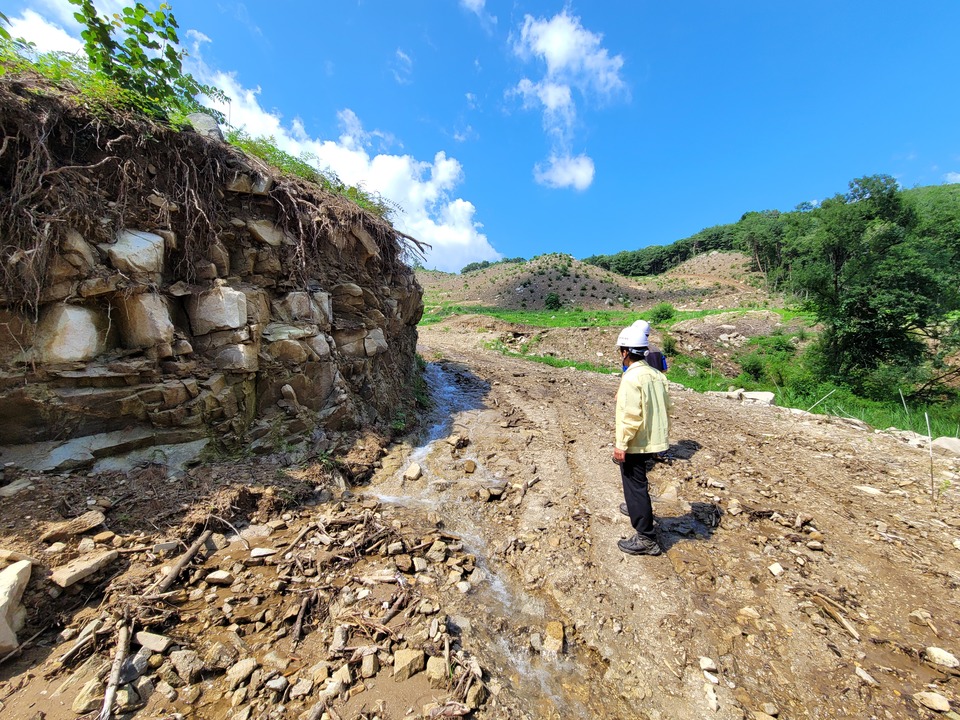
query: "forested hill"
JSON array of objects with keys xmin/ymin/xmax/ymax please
[
  {"xmin": 584, "ymin": 178, "xmax": 960, "ymax": 283},
  {"xmin": 586, "ymin": 175, "xmax": 960, "ymax": 400}
]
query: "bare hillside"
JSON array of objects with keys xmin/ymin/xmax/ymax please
[{"xmin": 419, "ymin": 252, "xmax": 766, "ymax": 314}]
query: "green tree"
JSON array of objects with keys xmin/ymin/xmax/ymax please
[
  {"xmin": 544, "ymin": 292, "xmax": 562, "ymax": 310},
  {"xmin": 68, "ymin": 0, "xmax": 225, "ymax": 120},
  {"xmin": 791, "ymin": 175, "xmax": 958, "ymax": 395}
]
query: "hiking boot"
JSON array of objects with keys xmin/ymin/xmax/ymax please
[
  {"xmin": 617, "ymin": 533, "xmax": 662, "ymax": 556},
  {"xmin": 619, "ymin": 504, "xmax": 660, "ymax": 526}
]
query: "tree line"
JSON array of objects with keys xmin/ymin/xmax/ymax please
[{"xmin": 586, "ymin": 175, "xmax": 960, "ymax": 401}]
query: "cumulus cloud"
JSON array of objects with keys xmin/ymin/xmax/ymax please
[
  {"xmin": 511, "ymin": 10, "xmax": 625, "ymax": 190},
  {"xmin": 944, "ymin": 172, "xmax": 960, "ymax": 184},
  {"xmin": 534, "ymin": 154, "xmax": 595, "ymax": 191},
  {"xmin": 10, "ymin": 2, "xmax": 499, "ymax": 272}
]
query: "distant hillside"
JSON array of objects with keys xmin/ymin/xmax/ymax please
[
  {"xmin": 584, "ymin": 181, "xmax": 960, "ymax": 283},
  {"xmin": 418, "ymin": 251, "xmax": 765, "ymax": 313}
]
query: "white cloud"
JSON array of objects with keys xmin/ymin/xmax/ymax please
[
  {"xmin": 392, "ymin": 48, "xmax": 413, "ymax": 85},
  {"xmin": 534, "ymin": 154, "xmax": 595, "ymax": 191},
  {"xmin": 8, "ymin": 8, "xmax": 82, "ymax": 53},
  {"xmin": 460, "ymin": 0, "xmax": 497, "ymax": 28},
  {"xmin": 944, "ymin": 172, "xmax": 960, "ymax": 184},
  {"xmin": 511, "ymin": 10, "xmax": 625, "ymax": 191}
]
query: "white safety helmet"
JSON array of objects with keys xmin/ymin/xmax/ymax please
[{"xmin": 616, "ymin": 320, "xmax": 650, "ymax": 351}]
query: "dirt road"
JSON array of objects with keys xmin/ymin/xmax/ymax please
[
  {"xmin": 1, "ymin": 319, "xmax": 958, "ymax": 720},
  {"xmin": 403, "ymin": 320, "xmax": 960, "ymax": 719}
]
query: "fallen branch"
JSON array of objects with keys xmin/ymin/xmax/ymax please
[
  {"xmin": 97, "ymin": 617, "xmax": 131, "ymax": 720},
  {"xmin": 151, "ymin": 529, "xmax": 212, "ymax": 595},
  {"xmin": 812, "ymin": 593, "xmax": 860, "ymax": 641},
  {"xmin": 290, "ymin": 591, "xmax": 315, "ymax": 650}
]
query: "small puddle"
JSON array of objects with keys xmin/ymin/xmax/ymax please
[{"xmin": 373, "ymin": 362, "xmax": 600, "ymax": 718}]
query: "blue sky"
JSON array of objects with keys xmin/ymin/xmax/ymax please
[{"xmin": 7, "ymin": 1, "xmax": 960, "ymax": 272}]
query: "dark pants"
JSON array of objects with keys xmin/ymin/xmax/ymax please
[{"xmin": 620, "ymin": 453, "xmax": 656, "ymax": 541}]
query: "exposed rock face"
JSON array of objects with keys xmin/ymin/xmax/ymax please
[{"xmin": 0, "ymin": 83, "xmax": 423, "ymax": 462}]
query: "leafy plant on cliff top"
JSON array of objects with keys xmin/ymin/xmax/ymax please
[{"xmin": 68, "ymin": 0, "xmax": 226, "ymax": 121}]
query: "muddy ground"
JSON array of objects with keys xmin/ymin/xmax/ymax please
[{"xmin": 1, "ymin": 319, "xmax": 959, "ymax": 720}]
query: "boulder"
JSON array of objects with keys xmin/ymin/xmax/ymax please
[
  {"xmin": 274, "ymin": 291, "xmax": 332, "ymax": 327},
  {"xmin": 211, "ymin": 344, "xmax": 258, "ymax": 372},
  {"xmin": 0, "ymin": 560, "xmax": 31, "ymax": 654},
  {"xmin": 932, "ymin": 437, "xmax": 960, "ymax": 456},
  {"xmin": 33, "ymin": 304, "xmax": 110, "ymax": 363},
  {"xmin": 187, "ymin": 285, "xmax": 248, "ymax": 336},
  {"xmin": 364, "ymin": 328, "xmax": 388, "ymax": 356},
  {"xmin": 116, "ymin": 293, "xmax": 174, "ymax": 349},
  {"xmin": 103, "ymin": 229, "xmax": 165, "ymax": 274},
  {"xmin": 246, "ymin": 220, "xmax": 293, "ymax": 247},
  {"xmin": 186, "ymin": 112, "xmax": 224, "ymax": 141}
]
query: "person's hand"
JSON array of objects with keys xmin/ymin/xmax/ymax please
[{"xmin": 613, "ymin": 448, "xmax": 626, "ymax": 464}]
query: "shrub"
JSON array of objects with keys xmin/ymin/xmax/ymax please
[
  {"xmin": 661, "ymin": 333, "xmax": 677, "ymax": 355},
  {"xmin": 649, "ymin": 302, "xmax": 676, "ymax": 323},
  {"xmin": 544, "ymin": 293, "xmax": 562, "ymax": 310}
]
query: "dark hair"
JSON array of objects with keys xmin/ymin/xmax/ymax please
[{"xmin": 621, "ymin": 347, "xmax": 648, "ymax": 362}]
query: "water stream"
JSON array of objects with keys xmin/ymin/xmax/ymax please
[{"xmin": 374, "ymin": 362, "xmax": 598, "ymax": 718}]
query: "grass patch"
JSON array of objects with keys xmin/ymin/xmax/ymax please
[
  {"xmin": 484, "ymin": 340, "xmax": 619, "ymax": 374},
  {"xmin": 419, "ymin": 304, "xmax": 738, "ymax": 329}
]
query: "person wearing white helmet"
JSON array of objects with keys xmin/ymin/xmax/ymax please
[{"xmin": 613, "ymin": 319, "xmax": 672, "ymax": 556}]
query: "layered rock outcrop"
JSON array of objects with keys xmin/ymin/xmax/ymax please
[{"xmin": 0, "ymin": 77, "xmax": 423, "ymax": 469}]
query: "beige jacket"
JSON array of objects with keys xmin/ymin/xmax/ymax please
[{"xmin": 615, "ymin": 361, "xmax": 671, "ymax": 453}]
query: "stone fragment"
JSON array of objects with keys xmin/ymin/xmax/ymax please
[
  {"xmin": 425, "ymin": 541, "xmax": 448, "ymax": 563},
  {"xmin": 205, "ymin": 570, "xmax": 235, "ymax": 586},
  {"xmin": 265, "ymin": 675, "xmax": 289, "ymax": 692},
  {"xmin": 914, "ymin": 691, "xmax": 951, "ymax": 712},
  {"xmin": 768, "ymin": 562, "xmax": 784, "ymax": 577},
  {"xmin": 704, "ymin": 683, "xmax": 720, "ymax": 711},
  {"xmin": 855, "ymin": 666, "xmax": 879, "ymax": 686},
  {"xmin": 403, "ymin": 463, "xmax": 422, "ymax": 481},
  {"xmin": 854, "ymin": 485, "xmax": 883, "ymax": 496},
  {"xmin": 170, "ymin": 649, "xmax": 204, "ymax": 683},
  {"xmin": 364, "ymin": 328, "xmax": 388, "ymax": 356},
  {"xmin": 543, "ymin": 621, "xmax": 564, "ymax": 653},
  {"xmin": 466, "ymin": 682, "xmax": 489, "ymax": 709},
  {"xmin": 699, "ymin": 656, "xmax": 718, "ymax": 672},
  {"xmin": 289, "ymin": 677, "xmax": 313, "ymax": 699},
  {"xmin": 211, "ymin": 343, "xmax": 258, "ymax": 372},
  {"xmin": 226, "ymin": 657, "xmax": 259, "ymax": 690},
  {"xmin": 932, "ymin": 437, "xmax": 960, "ymax": 456},
  {"xmin": 393, "ymin": 648, "xmax": 425, "ymax": 681},
  {"xmin": 0, "ymin": 560, "xmax": 31, "ymax": 654},
  {"xmin": 135, "ymin": 630, "xmax": 173, "ymax": 653},
  {"xmin": 926, "ymin": 647, "xmax": 959, "ymax": 668},
  {"xmin": 72, "ymin": 677, "xmax": 104, "ymax": 714},
  {"xmin": 426, "ymin": 655, "xmax": 448, "ymax": 687},
  {"xmin": 742, "ymin": 391, "xmax": 775, "ymax": 406},
  {"xmin": 464, "ymin": 460, "xmax": 477, "ymax": 474},
  {"xmin": 361, "ymin": 652, "xmax": 380, "ymax": 678},
  {"xmin": 50, "ymin": 550, "xmax": 118, "ymax": 588},
  {"xmin": 104, "ymin": 229, "xmax": 165, "ymax": 274}
]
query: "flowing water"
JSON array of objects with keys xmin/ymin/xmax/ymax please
[{"xmin": 373, "ymin": 363, "xmax": 601, "ymax": 718}]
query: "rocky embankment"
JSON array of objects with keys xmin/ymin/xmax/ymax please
[{"xmin": 0, "ymin": 77, "xmax": 423, "ymax": 474}]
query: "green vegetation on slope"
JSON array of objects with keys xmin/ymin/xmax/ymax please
[{"xmin": 586, "ymin": 176, "xmax": 960, "ymax": 403}]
